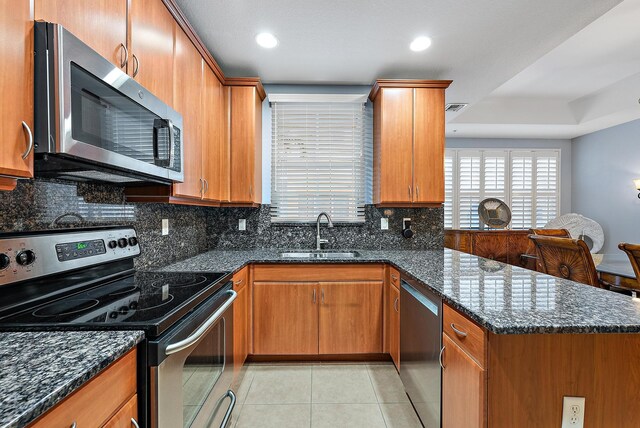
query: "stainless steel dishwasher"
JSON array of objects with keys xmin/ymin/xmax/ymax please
[{"xmin": 400, "ymin": 277, "xmax": 442, "ymax": 428}]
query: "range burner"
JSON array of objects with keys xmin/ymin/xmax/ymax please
[
  {"xmin": 151, "ymin": 274, "xmax": 208, "ymax": 289},
  {"xmin": 33, "ymin": 298, "xmax": 100, "ymax": 317}
]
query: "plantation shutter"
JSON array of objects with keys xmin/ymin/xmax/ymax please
[{"xmin": 270, "ymin": 95, "xmax": 371, "ymax": 223}]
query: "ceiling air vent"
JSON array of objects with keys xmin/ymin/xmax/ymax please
[{"xmin": 445, "ymin": 103, "xmax": 468, "ymax": 112}]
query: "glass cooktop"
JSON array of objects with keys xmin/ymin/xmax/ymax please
[{"xmin": 0, "ymin": 271, "xmax": 230, "ymax": 337}]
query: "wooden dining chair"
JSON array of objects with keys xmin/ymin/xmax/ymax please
[
  {"xmin": 528, "ymin": 235, "xmax": 603, "ymax": 288},
  {"xmin": 523, "ymin": 229, "xmax": 572, "ymax": 271},
  {"xmin": 618, "ymin": 243, "xmax": 640, "ymax": 289}
]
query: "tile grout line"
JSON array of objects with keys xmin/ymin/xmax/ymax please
[{"xmin": 364, "ymin": 364, "xmax": 390, "ymax": 428}]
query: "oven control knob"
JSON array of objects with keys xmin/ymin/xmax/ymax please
[
  {"xmin": 118, "ymin": 305, "xmax": 129, "ymax": 315},
  {"xmin": 117, "ymin": 238, "xmax": 128, "ymax": 248},
  {"xmin": 16, "ymin": 250, "xmax": 35, "ymax": 266},
  {"xmin": 129, "ymin": 301, "xmax": 138, "ymax": 310},
  {"xmin": 108, "ymin": 240, "xmax": 118, "ymax": 249},
  {"xmin": 0, "ymin": 254, "xmax": 10, "ymax": 270},
  {"xmin": 128, "ymin": 237, "xmax": 138, "ymax": 246},
  {"xmin": 109, "ymin": 311, "xmax": 119, "ymax": 319}
]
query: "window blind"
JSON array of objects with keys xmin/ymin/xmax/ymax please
[
  {"xmin": 444, "ymin": 149, "xmax": 560, "ymax": 229},
  {"xmin": 270, "ymin": 99, "xmax": 372, "ymax": 223}
]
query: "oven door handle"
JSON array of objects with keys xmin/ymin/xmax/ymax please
[
  {"xmin": 219, "ymin": 389, "xmax": 237, "ymax": 428},
  {"xmin": 165, "ymin": 290, "xmax": 237, "ymax": 356}
]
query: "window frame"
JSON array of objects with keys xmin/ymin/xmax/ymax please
[{"xmin": 445, "ymin": 148, "xmax": 561, "ymax": 230}]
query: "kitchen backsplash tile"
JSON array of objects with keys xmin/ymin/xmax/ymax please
[
  {"xmin": 0, "ymin": 179, "xmax": 211, "ymax": 269},
  {"xmin": 0, "ymin": 180, "xmax": 444, "ymax": 269},
  {"xmin": 206, "ymin": 205, "xmax": 443, "ymax": 250}
]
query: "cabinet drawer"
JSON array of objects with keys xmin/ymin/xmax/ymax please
[
  {"xmin": 443, "ymin": 305, "xmax": 486, "ymax": 367},
  {"xmin": 388, "ymin": 266, "xmax": 400, "ymax": 290},
  {"xmin": 233, "ymin": 266, "xmax": 249, "ymax": 291},
  {"xmin": 103, "ymin": 394, "xmax": 138, "ymax": 428},
  {"xmin": 253, "ymin": 264, "xmax": 384, "ymax": 282},
  {"xmin": 30, "ymin": 349, "xmax": 137, "ymax": 427}
]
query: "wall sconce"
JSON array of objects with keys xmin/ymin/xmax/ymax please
[{"xmin": 634, "ymin": 179, "xmax": 640, "ymax": 198}]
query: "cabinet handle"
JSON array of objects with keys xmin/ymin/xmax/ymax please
[
  {"xmin": 234, "ymin": 279, "xmax": 243, "ymax": 285},
  {"xmin": 394, "ymin": 297, "xmax": 399, "ymax": 313},
  {"xmin": 416, "ymin": 185, "xmax": 419, "ymax": 199},
  {"xmin": 391, "ymin": 273, "xmax": 398, "ymax": 282},
  {"xmin": 408, "ymin": 185, "xmax": 412, "ymax": 199},
  {"xmin": 69, "ymin": 423, "xmax": 77, "ymax": 428},
  {"xmin": 21, "ymin": 121, "xmax": 33, "ymax": 159},
  {"xmin": 199, "ymin": 178, "xmax": 204, "ymax": 198},
  {"xmin": 249, "ymin": 184, "xmax": 253, "ymax": 198},
  {"xmin": 204, "ymin": 178, "xmax": 209, "ymax": 195},
  {"xmin": 439, "ymin": 346, "xmax": 446, "ymax": 369},
  {"xmin": 119, "ymin": 43, "xmax": 128, "ymax": 68},
  {"xmin": 313, "ymin": 288, "xmax": 316, "ymax": 304},
  {"xmin": 321, "ymin": 288, "xmax": 325, "ymax": 304},
  {"xmin": 450, "ymin": 323, "xmax": 468, "ymax": 338},
  {"xmin": 131, "ymin": 418, "xmax": 140, "ymax": 428},
  {"xmin": 132, "ymin": 53, "xmax": 140, "ymax": 77}
]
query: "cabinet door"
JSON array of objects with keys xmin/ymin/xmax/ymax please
[
  {"xmin": 0, "ymin": 0, "xmax": 34, "ymax": 182},
  {"xmin": 172, "ymin": 27, "xmax": 203, "ymax": 199},
  {"xmin": 319, "ymin": 281, "xmax": 383, "ymax": 354},
  {"xmin": 413, "ymin": 88, "xmax": 445, "ymax": 204},
  {"xmin": 388, "ymin": 284, "xmax": 400, "ymax": 368},
  {"xmin": 230, "ymin": 86, "xmax": 262, "ymax": 203},
  {"xmin": 102, "ymin": 394, "xmax": 138, "ymax": 428},
  {"xmin": 129, "ymin": 0, "xmax": 174, "ymax": 106},
  {"xmin": 442, "ymin": 334, "xmax": 486, "ymax": 428},
  {"xmin": 253, "ymin": 282, "xmax": 318, "ymax": 355},
  {"xmin": 374, "ymin": 88, "xmax": 413, "ymax": 204},
  {"xmin": 202, "ymin": 66, "xmax": 229, "ymax": 201},
  {"xmin": 35, "ymin": 0, "xmax": 127, "ymax": 69},
  {"xmin": 233, "ymin": 282, "xmax": 248, "ymax": 374}
]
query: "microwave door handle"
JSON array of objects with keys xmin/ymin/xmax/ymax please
[
  {"xmin": 166, "ymin": 119, "xmax": 174, "ymax": 169},
  {"xmin": 165, "ymin": 290, "xmax": 237, "ymax": 356},
  {"xmin": 152, "ymin": 119, "xmax": 162, "ymax": 164}
]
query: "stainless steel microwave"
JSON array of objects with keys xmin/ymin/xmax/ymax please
[{"xmin": 33, "ymin": 22, "xmax": 184, "ymax": 185}]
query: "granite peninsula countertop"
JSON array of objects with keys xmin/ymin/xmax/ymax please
[
  {"xmin": 163, "ymin": 249, "xmax": 640, "ymax": 335},
  {"xmin": 0, "ymin": 330, "xmax": 144, "ymax": 428}
]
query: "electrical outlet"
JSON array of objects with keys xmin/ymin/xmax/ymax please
[
  {"xmin": 380, "ymin": 218, "xmax": 389, "ymax": 230},
  {"xmin": 561, "ymin": 396, "xmax": 585, "ymax": 428},
  {"xmin": 239, "ymin": 219, "xmax": 247, "ymax": 231},
  {"xmin": 161, "ymin": 219, "xmax": 169, "ymax": 236}
]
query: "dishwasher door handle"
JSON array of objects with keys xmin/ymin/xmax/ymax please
[{"xmin": 401, "ymin": 280, "xmax": 439, "ymax": 316}]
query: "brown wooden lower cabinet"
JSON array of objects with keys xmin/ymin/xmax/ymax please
[
  {"xmin": 233, "ymin": 267, "xmax": 250, "ymax": 375},
  {"xmin": 388, "ymin": 283, "xmax": 400, "ymax": 368},
  {"xmin": 442, "ymin": 334, "xmax": 486, "ymax": 428},
  {"xmin": 29, "ymin": 348, "xmax": 138, "ymax": 427},
  {"xmin": 252, "ymin": 281, "xmax": 319, "ymax": 355},
  {"xmin": 251, "ymin": 264, "xmax": 385, "ymax": 356},
  {"xmin": 318, "ymin": 281, "xmax": 383, "ymax": 354}
]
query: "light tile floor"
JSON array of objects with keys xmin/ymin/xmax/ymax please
[{"xmin": 231, "ymin": 363, "xmax": 423, "ymax": 428}]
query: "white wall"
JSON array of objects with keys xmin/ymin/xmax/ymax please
[
  {"xmin": 446, "ymin": 137, "xmax": 573, "ymax": 214},
  {"xmin": 260, "ymin": 84, "xmax": 372, "ymax": 203},
  {"xmin": 571, "ymin": 119, "xmax": 640, "ymax": 253}
]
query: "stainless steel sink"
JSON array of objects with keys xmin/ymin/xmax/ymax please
[{"xmin": 279, "ymin": 250, "xmax": 361, "ymax": 259}]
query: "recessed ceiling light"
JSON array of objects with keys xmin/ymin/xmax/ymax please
[
  {"xmin": 410, "ymin": 36, "xmax": 432, "ymax": 52},
  {"xmin": 256, "ymin": 33, "xmax": 278, "ymax": 49}
]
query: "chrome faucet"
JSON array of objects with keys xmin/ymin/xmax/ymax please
[{"xmin": 316, "ymin": 212, "xmax": 334, "ymax": 250}]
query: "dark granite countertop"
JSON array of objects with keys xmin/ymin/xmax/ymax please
[
  {"xmin": 0, "ymin": 330, "xmax": 144, "ymax": 428},
  {"xmin": 163, "ymin": 249, "xmax": 640, "ymax": 335}
]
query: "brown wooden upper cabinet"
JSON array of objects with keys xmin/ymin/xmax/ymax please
[
  {"xmin": 128, "ymin": 0, "xmax": 175, "ymax": 106},
  {"xmin": 0, "ymin": 0, "xmax": 34, "ymax": 190},
  {"xmin": 229, "ymin": 84, "xmax": 264, "ymax": 205},
  {"xmin": 35, "ymin": 0, "xmax": 128, "ymax": 70},
  {"xmin": 369, "ymin": 80, "xmax": 452, "ymax": 207}
]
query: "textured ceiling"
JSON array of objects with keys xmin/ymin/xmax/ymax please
[{"xmin": 174, "ymin": 0, "xmax": 621, "ymax": 109}]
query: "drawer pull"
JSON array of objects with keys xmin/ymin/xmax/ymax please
[
  {"xmin": 313, "ymin": 288, "xmax": 316, "ymax": 304},
  {"xmin": 394, "ymin": 297, "xmax": 399, "ymax": 313},
  {"xmin": 131, "ymin": 418, "xmax": 140, "ymax": 428},
  {"xmin": 391, "ymin": 274, "xmax": 398, "ymax": 281},
  {"xmin": 234, "ymin": 279, "xmax": 243, "ymax": 285},
  {"xmin": 21, "ymin": 121, "xmax": 33, "ymax": 159},
  {"xmin": 450, "ymin": 323, "xmax": 468, "ymax": 338},
  {"xmin": 439, "ymin": 346, "xmax": 446, "ymax": 369}
]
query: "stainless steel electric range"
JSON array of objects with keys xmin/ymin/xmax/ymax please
[{"xmin": 0, "ymin": 227, "xmax": 237, "ymax": 428}]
